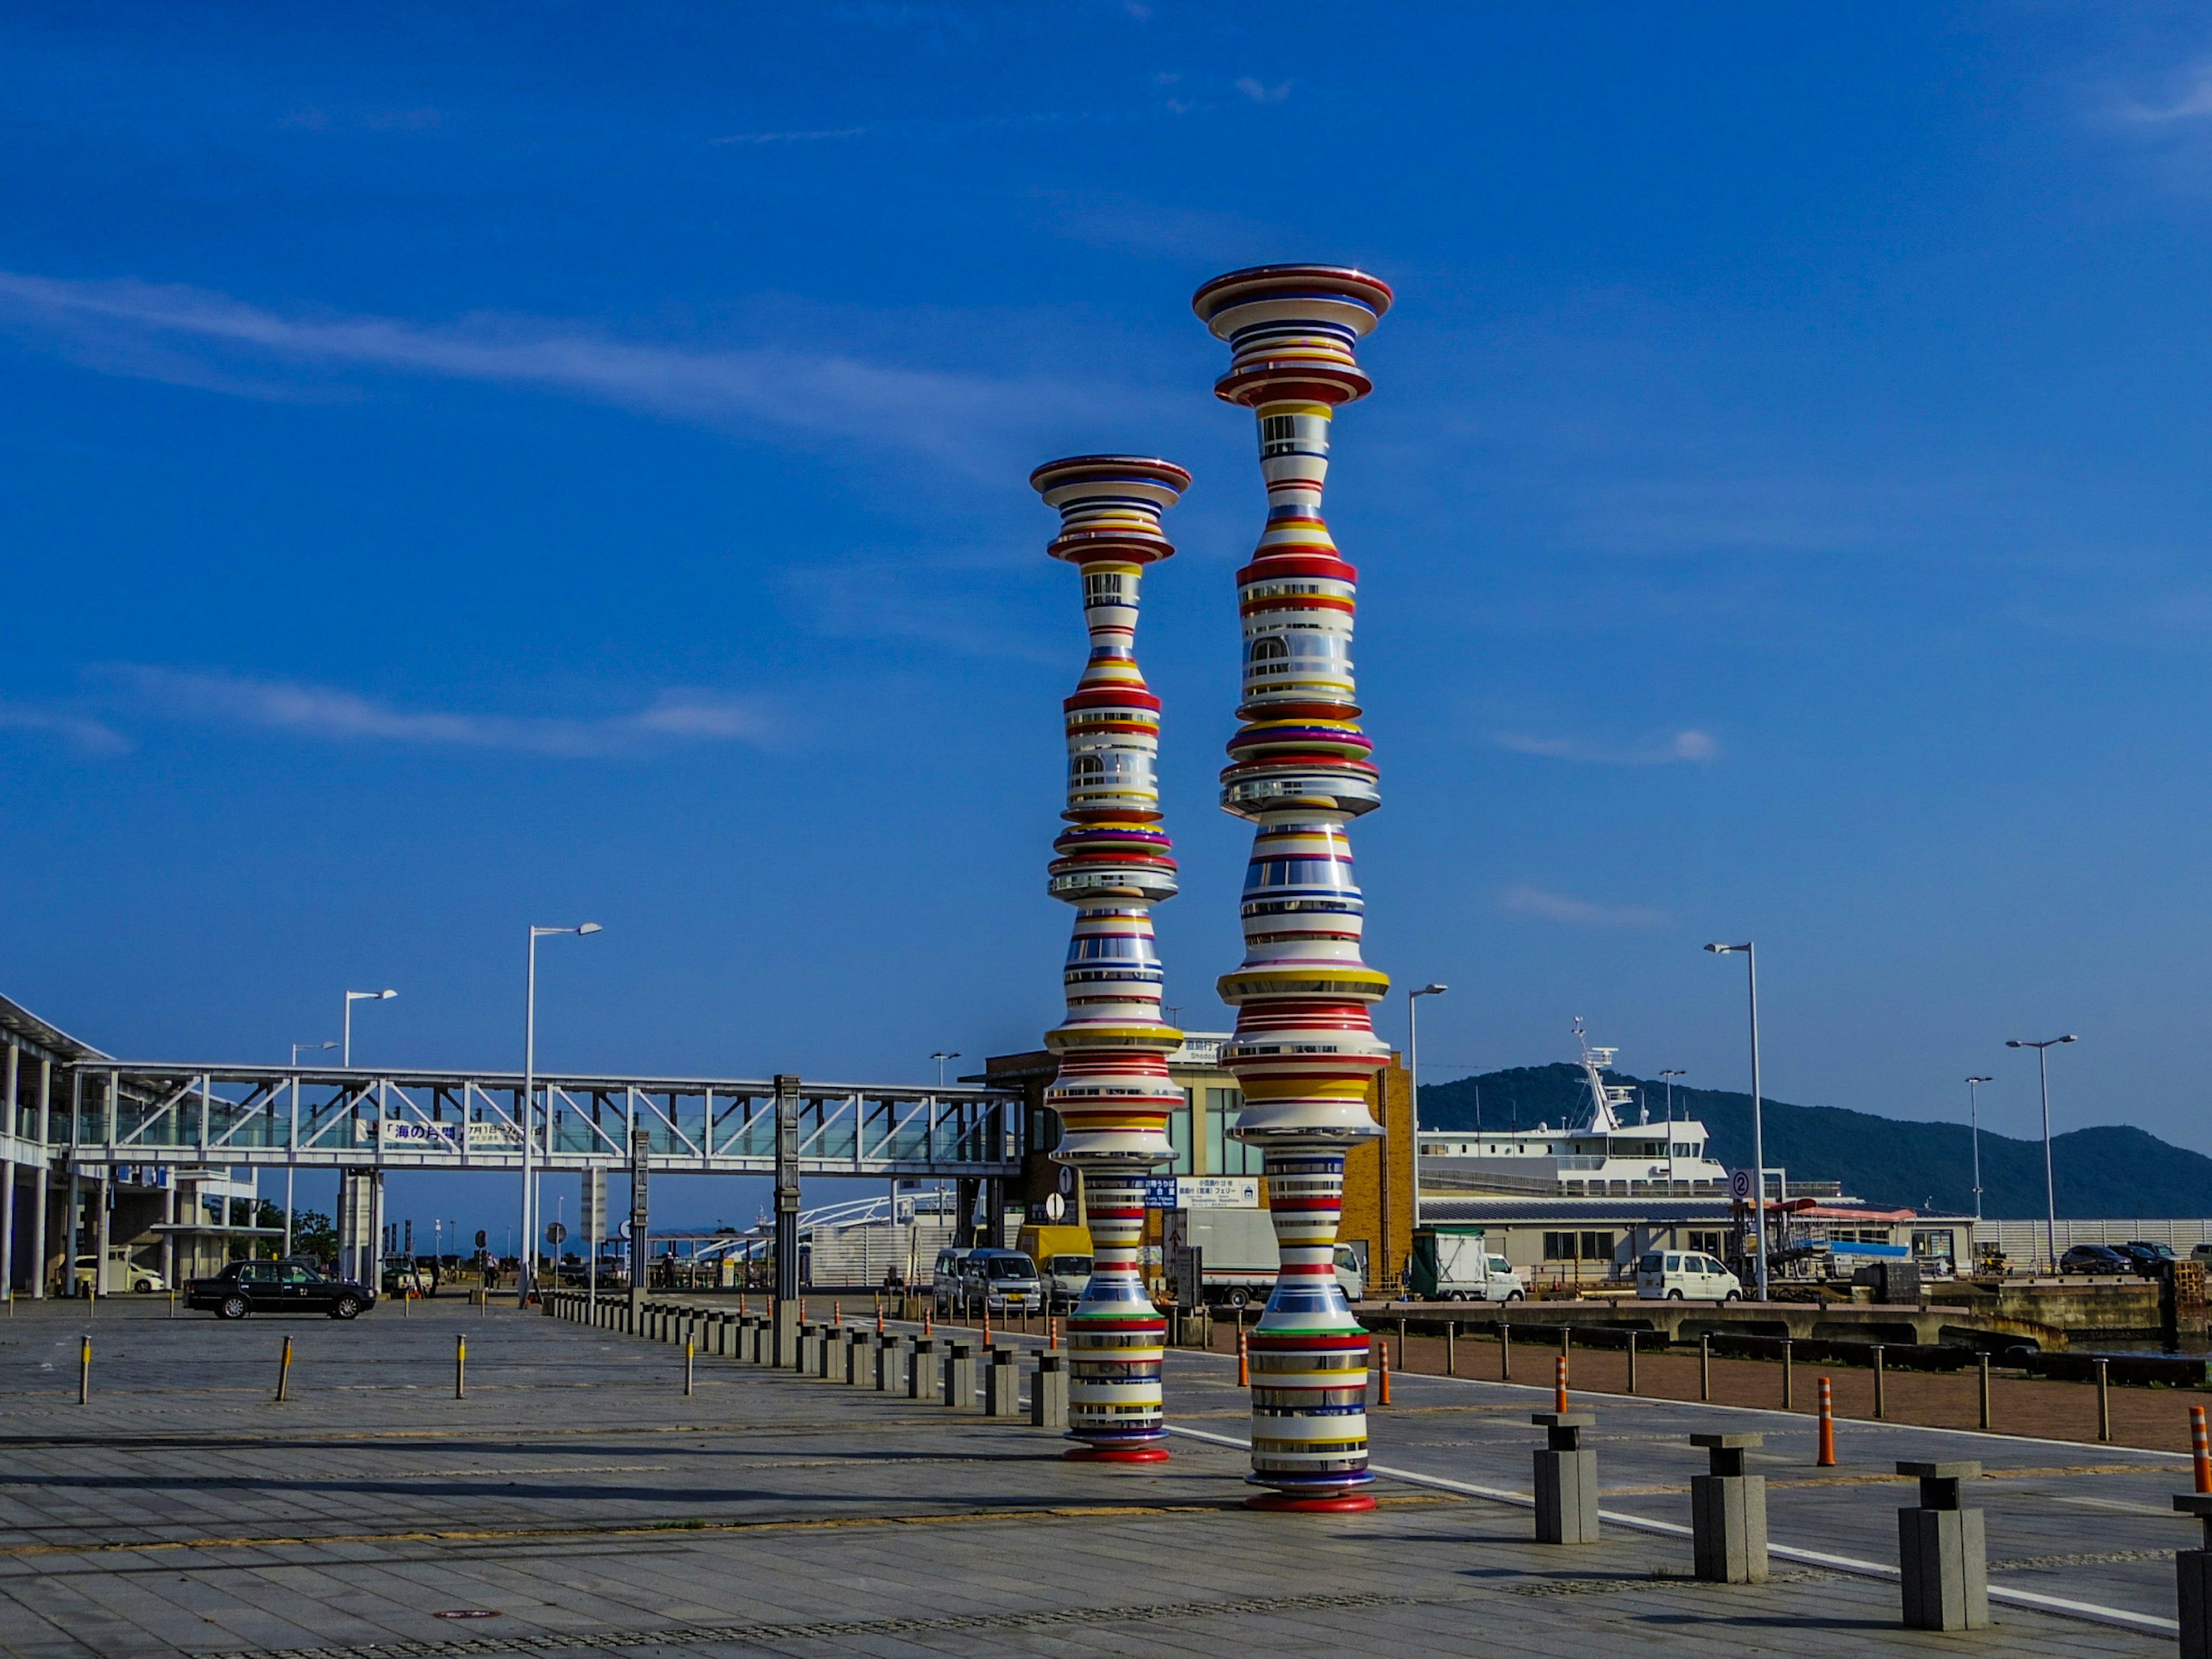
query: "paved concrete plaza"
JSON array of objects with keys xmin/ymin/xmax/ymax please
[{"xmin": 0, "ymin": 1294, "xmax": 2187, "ymax": 1657}]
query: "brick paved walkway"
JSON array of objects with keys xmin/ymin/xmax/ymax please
[{"xmin": 0, "ymin": 1296, "xmax": 2178, "ymax": 1657}]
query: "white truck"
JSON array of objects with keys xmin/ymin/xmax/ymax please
[
  {"xmin": 1164, "ymin": 1207, "xmax": 1365, "ymax": 1309},
  {"xmin": 1408, "ymin": 1226, "xmax": 1526, "ymax": 1301}
]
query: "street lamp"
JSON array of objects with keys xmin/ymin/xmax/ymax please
[
  {"xmin": 1658, "ymin": 1069, "xmax": 1687, "ymax": 1192},
  {"xmin": 342, "ymin": 989, "xmax": 397, "ymax": 1067},
  {"xmin": 1705, "ymin": 942, "xmax": 1767, "ymax": 1301},
  {"xmin": 519, "ymin": 923, "xmax": 602, "ymax": 1306},
  {"xmin": 930, "ymin": 1051, "xmax": 961, "ymax": 1089},
  {"xmin": 283, "ymin": 1041, "xmax": 338, "ymax": 1256},
  {"xmin": 1407, "ymin": 983, "xmax": 1447, "ymax": 1229},
  {"xmin": 1964, "ymin": 1075, "xmax": 1994, "ymax": 1227},
  {"xmin": 2005, "ymin": 1035, "xmax": 2077, "ymax": 1275}
]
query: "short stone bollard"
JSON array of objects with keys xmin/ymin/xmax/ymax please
[
  {"xmin": 845, "ymin": 1328, "xmax": 872, "ymax": 1384},
  {"xmin": 1897, "ymin": 1461, "xmax": 1988, "ymax": 1631},
  {"xmin": 798, "ymin": 1322, "xmax": 824, "ymax": 1377},
  {"xmin": 942, "ymin": 1339, "xmax": 979, "ymax": 1411},
  {"xmin": 1032, "ymin": 1351, "xmax": 1069, "ymax": 1429},
  {"xmin": 908, "ymin": 1336, "xmax": 938, "ymax": 1400},
  {"xmin": 880, "ymin": 1332, "xmax": 911, "ymax": 1394},
  {"xmin": 2176, "ymin": 1495, "xmax": 2212, "ymax": 1658},
  {"xmin": 774, "ymin": 1301, "xmax": 800, "ymax": 1369},
  {"xmin": 1689, "ymin": 1433, "xmax": 1768, "ymax": 1584},
  {"xmin": 1531, "ymin": 1412, "xmax": 1600, "ymax": 1544},
  {"xmin": 744, "ymin": 1314, "xmax": 767, "ymax": 1365},
  {"xmin": 984, "ymin": 1347, "xmax": 1023, "ymax": 1418}
]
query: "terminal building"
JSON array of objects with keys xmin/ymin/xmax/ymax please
[{"xmin": 981, "ymin": 1035, "xmax": 1416, "ymax": 1297}]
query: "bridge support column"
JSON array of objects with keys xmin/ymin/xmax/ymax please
[
  {"xmin": 335, "ymin": 1169, "xmax": 383, "ymax": 1287},
  {"xmin": 773, "ymin": 1074, "xmax": 801, "ymax": 1304}
]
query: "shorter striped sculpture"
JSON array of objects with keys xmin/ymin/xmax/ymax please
[{"xmin": 1032, "ymin": 454, "xmax": 1191, "ymax": 1461}]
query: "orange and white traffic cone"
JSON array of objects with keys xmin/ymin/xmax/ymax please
[
  {"xmin": 2193, "ymin": 1404, "xmax": 2210, "ymax": 1494},
  {"xmin": 1817, "ymin": 1376, "xmax": 1836, "ymax": 1467},
  {"xmin": 1554, "ymin": 1354, "xmax": 1569, "ymax": 1414},
  {"xmin": 1237, "ymin": 1328, "xmax": 1249, "ymax": 1387},
  {"xmin": 1377, "ymin": 1338, "xmax": 1392, "ymax": 1406}
]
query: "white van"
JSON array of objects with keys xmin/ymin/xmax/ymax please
[{"xmin": 1635, "ymin": 1250, "xmax": 1743, "ymax": 1302}]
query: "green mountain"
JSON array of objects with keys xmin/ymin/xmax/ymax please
[{"xmin": 1418, "ymin": 1065, "xmax": 2212, "ymax": 1219}]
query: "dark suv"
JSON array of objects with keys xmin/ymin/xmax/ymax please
[
  {"xmin": 2057, "ymin": 1244, "xmax": 2130, "ymax": 1277},
  {"xmin": 186, "ymin": 1260, "xmax": 376, "ymax": 1319},
  {"xmin": 2117, "ymin": 1241, "xmax": 2179, "ymax": 1278}
]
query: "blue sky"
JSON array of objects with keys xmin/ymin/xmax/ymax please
[{"xmin": 5, "ymin": 4, "xmax": 2212, "ymax": 1233}]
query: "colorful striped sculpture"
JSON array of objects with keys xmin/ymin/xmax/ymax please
[
  {"xmin": 1032, "ymin": 454, "xmax": 1191, "ymax": 1463},
  {"xmin": 1193, "ymin": 264, "xmax": 1395, "ymax": 1511}
]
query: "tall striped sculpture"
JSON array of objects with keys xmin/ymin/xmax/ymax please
[
  {"xmin": 1033, "ymin": 454, "xmax": 1191, "ymax": 1463},
  {"xmin": 1193, "ymin": 264, "xmax": 1394, "ymax": 1511}
]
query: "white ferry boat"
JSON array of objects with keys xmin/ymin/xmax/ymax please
[{"xmin": 1418, "ymin": 1022, "xmax": 1733, "ymax": 1199}]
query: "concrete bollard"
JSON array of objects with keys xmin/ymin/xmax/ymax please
[
  {"xmin": 844, "ymin": 1328, "xmax": 870, "ymax": 1384},
  {"xmin": 942, "ymin": 1339, "xmax": 979, "ymax": 1411},
  {"xmin": 984, "ymin": 1347, "xmax": 1023, "ymax": 1418},
  {"xmin": 774, "ymin": 1300, "xmax": 801, "ymax": 1370},
  {"xmin": 797, "ymin": 1323, "xmax": 823, "ymax": 1377},
  {"xmin": 908, "ymin": 1336, "xmax": 937, "ymax": 1400},
  {"xmin": 2172, "ymin": 1494, "xmax": 2212, "ymax": 1658},
  {"xmin": 740, "ymin": 1314, "xmax": 763, "ymax": 1363},
  {"xmin": 1530, "ymin": 1412, "xmax": 1600, "ymax": 1544},
  {"xmin": 1896, "ymin": 1461, "xmax": 1988, "ymax": 1631},
  {"xmin": 879, "ymin": 1332, "xmax": 911, "ymax": 1394},
  {"xmin": 1032, "ymin": 1350, "xmax": 1069, "ymax": 1428},
  {"xmin": 1689, "ymin": 1433, "xmax": 1769, "ymax": 1584}
]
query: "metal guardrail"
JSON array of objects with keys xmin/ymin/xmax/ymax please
[{"xmin": 48, "ymin": 1062, "xmax": 1024, "ymax": 1178}]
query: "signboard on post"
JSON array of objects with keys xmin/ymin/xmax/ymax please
[{"xmin": 1143, "ymin": 1175, "xmax": 1262, "ymax": 1211}]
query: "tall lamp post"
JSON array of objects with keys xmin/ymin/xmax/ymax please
[
  {"xmin": 1659, "ymin": 1069, "xmax": 1687, "ymax": 1191},
  {"xmin": 342, "ymin": 990, "xmax": 397, "ymax": 1067},
  {"xmin": 1406, "ymin": 984, "xmax": 1446, "ymax": 1230},
  {"xmin": 284, "ymin": 1041, "xmax": 338, "ymax": 1256},
  {"xmin": 2004, "ymin": 1035, "xmax": 2076, "ymax": 1275},
  {"xmin": 930, "ymin": 1051, "xmax": 961, "ymax": 1089},
  {"xmin": 518, "ymin": 923, "xmax": 602, "ymax": 1306},
  {"xmin": 1704, "ymin": 942, "xmax": 1767, "ymax": 1302},
  {"xmin": 1964, "ymin": 1075, "xmax": 1993, "ymax": 1226}
]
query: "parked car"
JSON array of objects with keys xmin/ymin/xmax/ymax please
[
  {"xmin": 185, "ymin": 1260, "xmax": 376, "ymax": 1319},
  {"xmin": 2117, "ymin": 1241, "xmax": 2179, "ymax": 1278},
  {"xmin": 1635, "ymin": 1251, "xmax": 1743, "ymax": 1301},
  {"xmin": 73, "ymin": 1255, "xmax": 165, "ymax": 1294},
  {"xmin": 1040, "ymin": 1252, "xmax": 1092, "ymax": 1310},
  {"xmin": 929, "ymin": 1247, "xmax": 972, "ymax": 1314},
  {"xmin": 958, "ymin": 1248, "xmax": 1044, "ymax": 1314},
  {"xmin": 2058, "ymin": 1245, "xmax": 2131, "ymax": 1277}
]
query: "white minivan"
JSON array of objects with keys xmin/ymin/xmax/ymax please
[{"xmin": 1636, "ymin": 1250, "xmax": 1743, "ymax": 1301}]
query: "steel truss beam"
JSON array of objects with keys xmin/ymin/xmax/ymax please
[{"xmin": 58, "ymin": 1063, "xmax": 1022, "ymax": 1177}]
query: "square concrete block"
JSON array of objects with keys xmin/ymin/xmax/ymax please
[
  {"xmin": 985, "ymin": 1354, "xmax": 1022, "ymax": 1418},
  {"xmin": 1899, "ymin": 1506, "xmax": 1988, "ymax": 1630},
  {"xmin": 908, "ymin": 1338, "xmax": 937, "ymax": 1400},
  {"xmin": 1690, "ymin": 1473, "xmax": 1768, "ymax": 1584},
  {"xmin": 1534, "ymin": 1447, "xmax": 1600, "ymax": 1544},
  {"xmin": 1032, "ymin": 1353, "xmax": 1068, "ymax": 1429},
  {"xmin": 2180, "ymin": 1548, "xmax": 2212, "ymax": 1659}
]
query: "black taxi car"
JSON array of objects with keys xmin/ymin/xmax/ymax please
[{"xmin": 185, "ymin": 1260, "xmax": 376, "ymax": 1320}]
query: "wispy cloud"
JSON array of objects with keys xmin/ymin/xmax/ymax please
[
  {"xmin": 0, "ymin": 270, "xmax": 1105, "ymax": 472},
  {"xmin": 1235, "ymin": 77, "xmax": 1291, "ymax": 104},
  {"xmin": 1048, "ymin": 195, "xmax": 1278, "ymax": 263},
  {"xmin": 99, "ymin": 667, "xmax": 774, "ymax": 759},
  {"xmin": 1501, "ymin": 884, "xmax": 1668, "ymax": 930},
  {"xmin": 1493, "ymin": 728, "xmax": 1719, "ymax": 766},
  {"xmin": 708, "ymin": 126, "xmax": 870, "ymax": 145},
  {"xmin": 2113, "ymin": 62, "xmax": 2212, "ymax": 123},
  {"xmin": 0, "ymin": 703, "xmax": 129, "ymax": 755}
]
